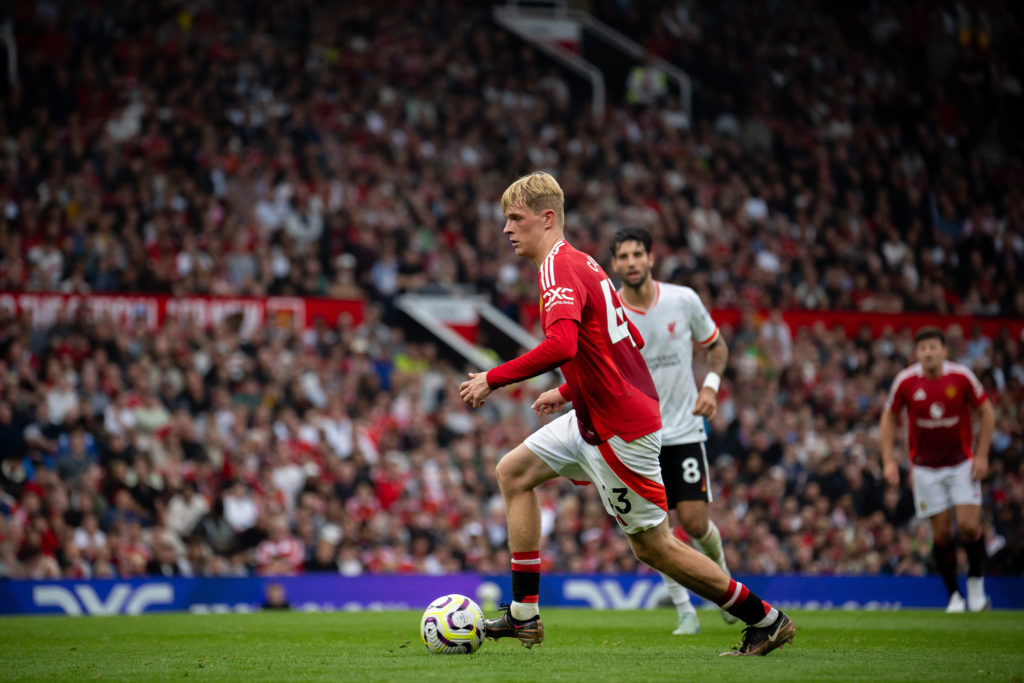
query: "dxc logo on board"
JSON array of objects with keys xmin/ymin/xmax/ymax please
[
  {"xmin": 563, "ymin": 579, "xmax": 672, "ymax": 609},
  {"xmin": 32, "ymin": 583, "xmax": 174, "ymax": 615}
]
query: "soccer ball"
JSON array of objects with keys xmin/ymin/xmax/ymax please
[{"xmin": 420, "ymin": 594, "xmax": 486, "ymax": 655}]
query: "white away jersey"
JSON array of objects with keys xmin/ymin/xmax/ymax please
[{"xmin": 619, "ymin": 281, "xmax": 719, "ymax": 445}]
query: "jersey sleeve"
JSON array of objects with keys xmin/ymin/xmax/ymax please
[
  {"xmin": 540, "ymin": 256, "xmax": 586, "ymax": 326},
  {"xmin": 885, "ymin": 377, "xmax": 906, "ymax": 414},
  {"xmin": 486, "ymin": 318, "xmax": 578, "ymax": 388},
  {"xmin": 962, "ymin": 368, "xmax": 988, "ymax": 407},
  {"xmin": 686, "ymin": 288, "xmax": 719, "ymax": 346}
]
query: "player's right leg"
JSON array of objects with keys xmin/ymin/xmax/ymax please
[
  {"xmin": 914, "ymin": 464, "xmax": 964, "ymax": 612},
  {"xmin": 485, "ymin": 413, "xmax": 581, "ymax": 648},
  {"xmin": 929, "ymin": 510, "xmax": 964, "ymax": 612}
]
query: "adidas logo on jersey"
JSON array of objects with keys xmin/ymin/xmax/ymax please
[{"xmin": 913, "ymin": 388, "xmax": 926, "ymax": 401}]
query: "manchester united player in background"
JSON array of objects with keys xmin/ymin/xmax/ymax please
[
  {"xmin": 461, "ymin": 171, "xmax": 794, "ymax": 656},
  {"xmin": 881, "ymin": 326, "xmax": 996, "ymax": 613}
]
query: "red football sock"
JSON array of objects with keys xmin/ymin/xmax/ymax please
[{"xmin": 511, "ymin": 551, "xmax": 540, "ymax": 606}]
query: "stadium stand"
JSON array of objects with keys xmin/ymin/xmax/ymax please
[{"xmin": 0, "ymin": 1, "xmax": 1021, "ymax": 580}]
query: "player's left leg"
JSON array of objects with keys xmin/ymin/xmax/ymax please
[
  {"xmin": 583, "ymin": 433, "xmax": 793, "ymax": 656},
  {"xmin": 627, "ymin": 521, "xmax": 794, "ymax": 656},
  {"xmin": 914, "ymin": 464, "xmax": 963, "ymax": 611},
  {"xmin": 664, "ymin": 443, "xmax": 727, "ymax": 572},
  {"xmin": 659, "ymin": 571, "xmax": 700, "ymax": 634},
  {"xmin": 947, "ymin": 458, "xmax": 987, "ymax": 611},
  {"xmin": 658, "ymin": 444, "xmax": 707, "ymax": 634},
  {"xmin": 678, "ymin": 500, "xmax": 737, "ymax": 624},
  {"xmin": 669, "ymin": 442, "xmax": 736, "ymax": 624}
]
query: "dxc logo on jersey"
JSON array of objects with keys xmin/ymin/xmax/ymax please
[
  {"xmin": 32, "ymin": 583, "xmax": 174, "ymax": 615},
  {"xmin": 542, "ymin": 287, "xmax": 575, "ymax": 307}
]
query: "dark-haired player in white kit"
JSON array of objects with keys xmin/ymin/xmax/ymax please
[{"xmin": 611, "ymin": 227, "xmax": 737, "ymax": 635}]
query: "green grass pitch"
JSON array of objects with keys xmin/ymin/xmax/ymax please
[{"xmin": 1, "ymin": 608, "xmax": 1022, "ymax": 681}]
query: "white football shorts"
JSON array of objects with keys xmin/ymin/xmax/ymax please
[
  {"xmin": 911, "ymin": 458, "xmax": 982, "ymax": 519},
  {"xmin": 524, "ymin": 410, "xmax": 667, "ymax": 534}
]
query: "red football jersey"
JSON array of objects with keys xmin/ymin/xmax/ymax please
[
  {"xmin": 885, "ymin": 361, "xmax": 988, "ymax": 468},
  {"xmin": 539, "ymin": 240, "xmax": 661, "ymax": 444}
]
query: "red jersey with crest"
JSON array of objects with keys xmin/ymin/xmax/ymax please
[
  {"xmin": 538, "ymin": 240, "xmax": 661, "ymax": 444},
  {"xmin": 885, "ymin": 361, "xmax": 987, "ymax": 468}
]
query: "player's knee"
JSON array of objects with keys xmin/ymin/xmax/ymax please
[
  {"xmin": 628, "ymin": 532, "xmax": 670, "ymax": 570},
  {"xmin": 680, "ymin": 514, "xmax": 708, "ymax": 539},
  {"xmin": 630, "ymin": 539, "xmax": 658, "ymax": 568},
  {"xmin": 930, "ymin": 515, "xmax": 954, "ymax": 544},
  {"xmin": 494, "ymin": 456, "xmax": 516, "ymax": 491},
  {"xmin": 494, "ymin": 453, "xmax": 529, "ymax": 494},
  {"xmin": 958, "ymin": 526, "xmax": 980, "ymax": 543}
]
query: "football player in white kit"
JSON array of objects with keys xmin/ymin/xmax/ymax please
[{"xmin": 611, "ymin": 227, "xmax": 737, "ymax": 635}]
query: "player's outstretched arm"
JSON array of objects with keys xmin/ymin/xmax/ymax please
[{"xmin": 462, "ymin": 320, "xmax": 578, "ymax": 410}]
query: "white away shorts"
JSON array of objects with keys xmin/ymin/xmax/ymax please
[
  {"xmin": 524, "ymin": 410, "xmax": 667, "ymax": 534},
  {"xmin": 911, "ymin": 459, "xmax": 982, "ymax": 519}
]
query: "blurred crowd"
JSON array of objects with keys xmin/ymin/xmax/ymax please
[
  {"xmin": 0, "ymin": 0, "xmax": 1022, "ymax": 580},
  {"xmin": 2, "ymin": 300, "xmax": 1021, "ymax": 580},
  {"xmin": 2, "ymin": 1, "xmax": 1023, "ymax": 320}
]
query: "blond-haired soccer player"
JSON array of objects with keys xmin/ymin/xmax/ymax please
[
  {"xmin": 460, "ymin": 172, "xmax": 794, "ymax": 656},
  {"xmin": 881, "ymin": 326, "xmax": 995, "ymax": 612},
  {"xmin": 610, "ymin": 226, "xmax": 737, "ymax": 635}
]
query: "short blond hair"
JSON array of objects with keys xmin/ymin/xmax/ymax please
[{"xmin": 501, "ymin": 171, "xmax": 565, "ymax": 227}]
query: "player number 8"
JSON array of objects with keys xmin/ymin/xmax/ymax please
[{"xmin": 681, "ymin": 457, "xmax": 701, "ymax": 484}]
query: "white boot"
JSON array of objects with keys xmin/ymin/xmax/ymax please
[
  {"xmin": 661, "ymin": 572, "xmax": 701, "ymax": 634},
  {"xmin": 945, "ymin": 592, "xmax": 966, "ymax": 614},
  {"xmin": 673, "ymin": 607, "xmax": 701, "ymax": 635},
  {"xmin": 966, "ymin": 577, "xmax": 988, "ymax": 612}
]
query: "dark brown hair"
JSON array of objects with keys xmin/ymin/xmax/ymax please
[{"xmin": 914, "ymin": 326, "xmax": 946, "ymax": 346}]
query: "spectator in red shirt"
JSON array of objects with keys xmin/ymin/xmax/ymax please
[{"xmin": 255, "ymin": 515, "xmax": 305, "ymax": 576}]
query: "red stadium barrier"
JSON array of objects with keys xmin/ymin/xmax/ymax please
[
  {"xmin": 1, "ymin": 291, "xmax": 1019, "ymax": 341},
  {"xmin": 711, "ymin": 309, "xmax": 1024, "ymax": 339}
]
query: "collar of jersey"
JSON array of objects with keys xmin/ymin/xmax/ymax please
[{"xmin": 619, "ymin": 281, "xmax": 660, "ymax": 315}]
